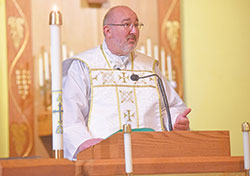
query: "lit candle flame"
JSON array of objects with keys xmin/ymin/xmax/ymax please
[{"xmin": 52, "ymin": 5, "xmax": 58, "ymax": 12}]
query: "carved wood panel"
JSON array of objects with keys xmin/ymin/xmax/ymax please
[
  {"xmin": 158, "ymin": 0, "xmax": 184, "ymax": 98},
  {"xmin": 6, "ymin": 0, "xmax": 34, "ymax": 157}
]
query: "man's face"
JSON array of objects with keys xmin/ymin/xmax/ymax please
[{"xmin": 105, "ymin": 7, "xmax": 140, "ymax": 55}]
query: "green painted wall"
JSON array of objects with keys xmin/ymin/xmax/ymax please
[
  {"xmin": 182, "ymin": 0, "xmax": 250, "ymax": 156},
  {"xmin": 0, "ymin": 0, "xmax": 9, "ymax": 158}
]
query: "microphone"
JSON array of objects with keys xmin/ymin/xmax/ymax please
[
  {"xmin": 130, "ymin": 74, "xmax": 140, "ymax": 81},
  {"xmin": 130, "ymin": 73, "xmax": 173, "ymax": 131}
]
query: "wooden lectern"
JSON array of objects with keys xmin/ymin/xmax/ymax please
[
  {"xmin": 76, "ymin": 131, "xmax": 245, "ymax": 176},
  {"xmin": 0, "ymin": 131, "xmax": 245, "ymax": 176}
]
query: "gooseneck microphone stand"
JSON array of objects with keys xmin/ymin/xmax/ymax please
[{"xmin": 130, "ymin": 74, "xmax": 173, "ymax": 131}]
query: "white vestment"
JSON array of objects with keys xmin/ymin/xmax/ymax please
[{"xmin": 62, "ymin": 41, "xmax": 187, "ymax": 160}]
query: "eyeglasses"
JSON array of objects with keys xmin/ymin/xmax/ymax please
[{"xmin": 106, "ymin": 22, "xmax": 144, "ymax": 30}]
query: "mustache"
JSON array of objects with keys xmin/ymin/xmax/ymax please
[{"xmin": 127, "ymin": 34, "xmax": 136, "ymax": 40}]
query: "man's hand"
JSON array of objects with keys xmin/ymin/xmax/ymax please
[
  {"xmin": 173, "ymin": 108, "xmax": 191, "ymax": 131},
  {"xmin": 78, "ymin": 138, "xmax": 103, "ymax": 152}
]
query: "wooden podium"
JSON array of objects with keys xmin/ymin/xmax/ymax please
[
  {"xmin": 0, "ymin": 131, "xmax": 245, "ymax": 176},
  {"xmin": 76, "ymin": 131, "xmax": 245, "ymax": 176}
]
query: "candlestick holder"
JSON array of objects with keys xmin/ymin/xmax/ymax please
[
  {"xmin": 242, "ymin": 122, "xmax": 250, "ymax": 132},
  {"xmin": 49, "ymin": 10, "xmax": 62, "ymax": 25}
]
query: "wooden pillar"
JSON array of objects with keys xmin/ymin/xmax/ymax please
[
  {"xmin": 158, "ymin": 0, "xmax": 184, "ymax": 98},
  {"xmin": 5, "ymin": 0, "xmax": 34, "ymax": 157}
]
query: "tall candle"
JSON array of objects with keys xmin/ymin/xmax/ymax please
[
  {"xmin": 62, "ymin": 44, "xmax": 67, "ymax": 60},
  {"xmin": 39, "ymin": 56, "xmax": 44, "ymax": 87},
  {"xmin": 154, "ymin": 45, "xmax": 159, "ymax": 61},
  {"xmin": 69, "ymin": 50, "xmax": 74, "ymax": 57},
  {"xmin": 44, "ymin": 51, "xmax": 50, "ymax": 80},
  {"xmin": 146, "ymin": 38, "xmax": 152, "ymax": 57},
  {"xmin": 167, "ymin": 55, "xmax": 173, "ymax": 81},
  {"xmin": 242, "ymin": 122, "xmax": 250, "ymax": 170},
  {"xmin": 161, "ymin": 48, "xmax": 166, "ymax": 77},
  {"xmin": 49, "ymin": 7, "xmax": 63, "ymax": 158},
  {"xmin": 140, "ymin": 45, "xmax": 145, "ymax": 54},
  {"xmin": 123, "ymin": 124, "xmax": 133, "ymax": 175}
]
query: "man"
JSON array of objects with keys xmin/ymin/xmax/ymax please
[{"xmin": 63, "ymin": 5, "xmax": 191, "ymax": 160}]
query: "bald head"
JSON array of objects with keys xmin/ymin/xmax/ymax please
[{"xmin": 103, "ymin": 6, "xmax": 136, "ymax": 27}]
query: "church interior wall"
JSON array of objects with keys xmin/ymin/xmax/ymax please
[{"xmin": 1, "ymin": 0, "xmax": 250, "ymax": 158}]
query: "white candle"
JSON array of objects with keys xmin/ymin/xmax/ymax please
[
  {"xmin": 146, "ymin": 38, "xmax": 152, "ymax": 57},
  {"xmin": 69, "ymin": 50, "xmax": 74, "ymax": 57},
  {"xmin": 154, "ymin": 45, "xmax": 159, "ymax": 61},
  {"xmin": 161, "ymin": 48, "xmax": 166, "ymax": 76},
  {"xmin": 243, "ymin": 131, "xmax": 250, "ymax": 169},
  {"xmin": 242, "ymin": 122, "xmax": 250, "ymax": 170},
  {"xmin": 139, "ymin": 45, "xmax": 145, "ymax": 54},
  {"xmin": 38, "ymin": 56, "xmax": 44, "ymax": 87},
  {"xmin": 123, "ymin": 124, "xmax": 133, "ymax": 174},
  {"xmin": 167, "ymin": 55, "xmax": 173, "ymax": 81},
  {"xmin": 49, "ymin": 8, "xmax": 63, "ymax": 155},
  {"xmin": 44, "ymin": 51, "xmax": 50, "ymax": 80},
  {"xmin": 62, "ymin": 44, "xmax": 67, "ymax": 60}
]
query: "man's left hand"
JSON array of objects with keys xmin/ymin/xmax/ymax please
[{"xmin": 173, "ymin": 108, "xmax": 191, "ymax": 131}]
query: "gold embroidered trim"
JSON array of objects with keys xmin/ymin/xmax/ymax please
[
  {"xmin": 133, "ymin": 87, "xmax": 140, "ymax": 128},
  {"xmin": 91, "ymin": 68, "xmax": 152, "ymax": 72},
  {"xmin": 93, "ymin": 84, "xmax": 156, "ymax": 88},
  {"xmin": 131, "ymin": 51, "xmax": 134, "ymax": 70},
  {"xmin": 100, "ymin": 44, "xmax": 112, "ymax": 69},
  {"xmin": 153, "ymin": 59, "xmax": 157, "ymax": 71},
  {"xmin": 72, "ymin": 47, "xmax": 163, "ymax": 131}
]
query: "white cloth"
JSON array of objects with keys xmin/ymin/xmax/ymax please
[{"xmin": 62, "ymin": 41, "xmax": 187, "ymax": 160}]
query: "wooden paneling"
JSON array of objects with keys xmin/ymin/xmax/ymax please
[
  {"xmin": 75, "ymin": 157, "xmax": 244, "ymax": 175},
  {"xmin": 0, "ymin": 158, "xmax": 74, "ymax": 176},
  {"xmin": 5, "ymin": 0, "xmax": 34, "ymax": 157},
  {"xmin": 158, "ymin": 0, "xmax": 184, "ymax": 98}
]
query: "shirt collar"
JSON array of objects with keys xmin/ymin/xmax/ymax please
[{"xmin": 102, "ymin": 40, "xmax": 130, "ymax": 69}]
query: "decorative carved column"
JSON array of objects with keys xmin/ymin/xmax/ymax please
[
  {"xmin": 158, "ymin": 0, "xmax": 184, "ymax": 98},
  {"xmin": 5, "ymin": 0, "xmax": 34, "ymax": 157}
]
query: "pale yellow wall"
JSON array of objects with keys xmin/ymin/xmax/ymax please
[
  {"xmin": 0, "ymin": 0, "xmax": 9, "ymax": 157},
  {"xmin": 181, "ymin": 0, "xmax": 250, "ymax": 156}
]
